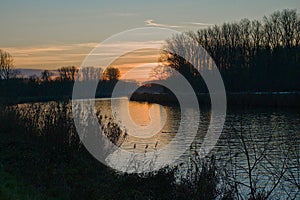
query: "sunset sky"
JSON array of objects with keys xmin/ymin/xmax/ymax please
[{"xmin": 0, "ymin": 0, "xmax": 299, "ymax": 80}]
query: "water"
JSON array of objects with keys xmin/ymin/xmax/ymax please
[
  {"xmin": 93, "ymin": 98, "xmax": 300, "ymax": 198},
  {"xmin": 19, "ymin": 98, "xmax": 300, "ymax": 199}
]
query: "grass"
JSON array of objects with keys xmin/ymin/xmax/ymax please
[
  {"xmin": 0, "ymin": 167, "xmax": 44, "ymax": 200},
  {"xmin": 0, "ymin": 103, "xmax": 179, "ymax": 199},
  {"xmin": 0, "ymin": 132, "xmax": 48, "ymax": 200},
  {"xmin": 2, "ymin": 101, "xmax": 276, "ymax": 199},
  {"xmin": 0, "ymin": 131, "xmax": 177, "ymax": 199}
]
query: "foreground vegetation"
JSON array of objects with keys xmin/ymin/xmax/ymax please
[
  {"xmin": 0, "ymin": 9, "xmax": 299, "ymax": 199},
  {"xmin": 0, "ymin": 102, "xmax": 220, "ymax": 199},
  {"xmin": 1, "ymin": 102, "xmax": 299, "ymax": 199}
]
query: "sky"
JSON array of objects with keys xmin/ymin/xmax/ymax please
[{"xmin": 0, "ymin": 0, "xmax": 299, "ymax": 80}]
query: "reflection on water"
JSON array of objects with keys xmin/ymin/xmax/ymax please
[
  {"xmin": 95, "ymin": 98, "xmax": 300, "ymax": 198},
  {"xmin": 95, "ymin": 100, "xmax": 180, "ymax": 152},
  {"xmin": 18, "ymin": 99, "xmax": 300, "ymax": 198}
]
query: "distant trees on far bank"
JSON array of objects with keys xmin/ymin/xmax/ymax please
[
  {"xmin": 58, "ymin": 66, "xmax": 78, "ymax": 81},
  {"xmin": 0, "ymin": 61, "xmax": 130, "ymax": 101},
  {"xmin": 1, "ymin": 9, "xmax": 300, "ymax": 100},
  {"xmin": 41, "ymin": 70, "xmax": 53, "ymax": 82},
  {"xmin": 102, "ymin": 67, "xmax": 121, "ymax": 81},
  {"xmin": 161, "ymin": 9, "xmax": 300, "ymax": 92}
]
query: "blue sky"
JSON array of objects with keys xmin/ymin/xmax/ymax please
[
  {"xmin": 0, "ymin": 0, "xmax": 299, "ymax": 71},
  {"xmin": 1, "ymin": 0, "xmax": 299, "ymax": 47}
]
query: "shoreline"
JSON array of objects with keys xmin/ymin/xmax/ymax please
[
  {"xmin": 1, "ymin": 92, "xmax": 300, "ymax": 107},
  {"xmin": 130, "ymin": 92, "xmax": 300, "ymax": 108}
]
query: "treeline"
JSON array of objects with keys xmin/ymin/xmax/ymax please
[
  {"xmin": 162, "ymin": 9, "xmax": 300, "ymax": 92},
  {"xmin": 0, "ymin": 63, "xmax": 137, "ymax": 103},
  {"xmin": 1, "ymin": 9, "xmax": 300, "ymax": 101}
]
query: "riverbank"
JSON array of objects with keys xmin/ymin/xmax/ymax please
[
  {"xmin": 130, "ymin": 92, "xmax": 300, "ymax": 107},
  {"xmin": 1, "ymin": 97, "xmax": 299, "ymax": 199},
  {"xmin": 0, "ymin": 131, "xmax": 176, "ymax": 199},
  {"xmin": 2, "ymin": 92, "xmax": 300, "ymax": 108},
  {"xmin": 0, "ymin": 102, "xmax": 219, "ymax": 199}
]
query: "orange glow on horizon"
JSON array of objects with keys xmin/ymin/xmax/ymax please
[{"xmin": 3, "ymin": 43, "xmax": 162, "ymax": 82}]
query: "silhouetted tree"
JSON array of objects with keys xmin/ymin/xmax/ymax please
[
  {"xmin": 58, "ymin": 66, "xmax": 78, "ymax": 81},
  {"xmin": 78, "ymin": 66, "xmax": 102, "ymax": 81},
  {"xmin": 161, "ymin": 9, "xmax": 300, "ymax": 92},
  {"xmin": 1, "ymin": 9, "xmax": 299, "ymax": 102},
  {"xmin": 41, "ymin": 70, "xmax": 53, "ymax": 82},
  {"xmin": 103, "ymin": 67, "xmax": 120, "ymax": 81},
  {"xmin": 30, "ymin": 75, "xmax": 38, "ymax": 81},
  {"xmin": 0, "ymin": 49, "xmax": 16, "ymax": 80},
  {"xmin": 150, "ymin": 65, "xmax": 174, "ymax": 80}
]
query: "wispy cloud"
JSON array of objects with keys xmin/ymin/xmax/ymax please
[
  {"xmin": 144, "ymin": 19, "xmax": 214, "ymax": 29},
  {"xmin": 144, "ymin": 19, "xmax": 182, "ymax": 28},
  {"xmin": 74, "ymin": 42, "xmax": 99, "ymax": 48},
  {"xmin": 2, "ymin": 42, "xmax": 163, "ymax": 81},
  {"xmin": 184, "ymin": 22, "xmax": 214, "ymax": 27},
  {"xmin": 3, "ymin": 43, "xmax": 98, "ymax": 55},
  {"xmin": 2, "ymin": 42, "xmax": 98, "ymax": 69}
]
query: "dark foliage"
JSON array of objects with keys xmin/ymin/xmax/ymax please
[{"xmin": 162, "ymin": 9, "xmax": 300, "ymax": 93}]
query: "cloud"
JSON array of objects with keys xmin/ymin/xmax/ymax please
[
  {"xmin": 144, "ymin": 19, "xmax": 214, "ymax": 29},
  {"xmin": 2, "ymin": 42, "xmax": 98, "ymax": 69},
  {"xmin": 3, "ymin": 43, "xmax": 97, "ymax": 56},
  {"xmin": 2, "ymin": 42, "xmax": 163, "ymax": 81},
  {"xmin": 144, "ymin": 19, "xmax": 182, "ymax": 28},
  {"xmin": 184, "ymin": 22, "xmax": 214, "ymax": 27},
  {"xmin": 74, "ymin": 42, "xmax": 99, "ymax": 48},
  {"xmin": 4, "ymin": 46, "xmax": 73, "ymax": 54}
]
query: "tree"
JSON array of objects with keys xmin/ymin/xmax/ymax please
[
  {"xmin": 79, "ymin": 66, "xmax": 102, "ymax": 81},
  {"xmin": 150, "ymin": 65, "xmax": 174, "ymax": 80},
  {"xmin": 41, "ymin": 70, "xmax": 53, "ymax": 82},
  {"xmin": 28, "ymin": 75, "xmax": 39, "ymax": 83},
  {"xmin": 0, "ymin": 49, "xmax": 16, "ymax": 80},
  {"xmin": 58, "ymin": 66, "xmax": 78, "ymax": 81},
  {"xmin": 103, "ymin": 67, "xmax": 120, "ymax": 81},
  {"xmin": 160, "ymin": 9, "xmax": 300, "ymax": 92}
]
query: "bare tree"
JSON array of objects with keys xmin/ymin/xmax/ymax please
[
  {"xmin": 79, "ymin": 66, "xmax": 102, "ymax": 81},
  {"xmin": 225, "ymin": 119, "xmax": 290, "ymax": 200},
  {"xmin": 150, "ymin": 65, "xmax": 174, "ymax": 80},
  {"xmin": 161, "ymin": 9, "xmax": 300, "ymax": 92},
  {"xmin": 0, "ymin": 49, "xmax": 16, "ymax": 80},
  {"xmin": 279, "ymin": 9, "xmax": 298, "ymax": 48},
  {"xmin": 58, "ymin": 66, "xmax": 78, "ymax": 81}
]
